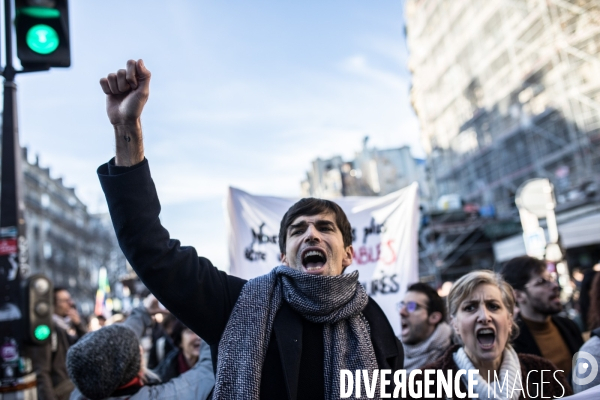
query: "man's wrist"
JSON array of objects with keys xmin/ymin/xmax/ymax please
[{"xmin": 113, "ymin": 120, "xmax": 144, "ymax": 167}]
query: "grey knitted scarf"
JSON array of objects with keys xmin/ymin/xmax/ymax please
[
  {"xmin": 403, "ymin": 322, "xmax": 453, "ymax": 373},
  {"xmin": 212, "ymin": 265, "xmax": 379, "ymax": 400}
]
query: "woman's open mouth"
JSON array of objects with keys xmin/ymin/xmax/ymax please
[{"xmin": 476, "ymin": 328, "xmax": 496, "ymax": 350}]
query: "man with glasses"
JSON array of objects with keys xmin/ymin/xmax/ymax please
[
  {"xmin": 399, "ymin": 282, "xmax": 453, "ymax": 373},
  {"xmin": 502, "ymin": 256, "xmax": 583, "ymax": 382}
]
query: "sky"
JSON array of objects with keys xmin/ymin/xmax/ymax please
[{"xmin": 9, "ymin": 0, "xmax": 421, "ymax": 270}]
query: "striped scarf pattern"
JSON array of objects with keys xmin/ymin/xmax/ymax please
[{"xmin": 212, "ymin": 265, "xmax": 379, "ymax": 400}]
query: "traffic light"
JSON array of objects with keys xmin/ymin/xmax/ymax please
[
  {"xmin": 15, "ymin": 0, "xmax": 70, "ymax": 68},
  {"xmin": 23, "ymin": 274, "xmax": 53, "ymax": 344}
]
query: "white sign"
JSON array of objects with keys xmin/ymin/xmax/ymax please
[{"xmin": 226, "ymin": 183, "xmax": 420, "ymax": 336}]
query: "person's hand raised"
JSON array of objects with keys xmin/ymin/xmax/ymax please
[
  {"xmin": 67, "ymin": 307, "xmax": 81, "ymax": 325},
  {"xmin": 99, "ymin": 59, "xmax": 151, "ymax": 127},
  {"xmin": 100, "ymin": 59, "xmax": 149, "ymax": 166},
  {"xmin": 143, "ymin": 294, "xmax": 168, "ymax": 315}
]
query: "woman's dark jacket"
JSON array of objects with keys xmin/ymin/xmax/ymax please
[{"xmin": 98, "ymin": 159, "xmax": 404, "ymax": 400}]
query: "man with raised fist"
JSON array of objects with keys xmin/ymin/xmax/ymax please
[{"xmin": 97, "ymin": 60, "xmax": 403, "ymax": 400}]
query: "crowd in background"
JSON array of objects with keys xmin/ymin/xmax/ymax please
[
  {"xmin": 31, "ymin": 254, "xmax": 600, "ymax": 399},
  {"xmin": 400, "ymin": 255, "xmax": 600, "ymax": 398},
  {"xmin": 31, "ymin": 289, "xmax": 214, "ymax": 400}
]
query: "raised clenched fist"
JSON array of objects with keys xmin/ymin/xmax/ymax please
[{"xmin": 100, "ymin": 59, "xmax": 151, "ymax": 127}]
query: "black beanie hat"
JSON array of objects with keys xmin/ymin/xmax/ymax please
[{"xmin": 67, "ymin": 324, "xmax": 141, "ymax": 400}]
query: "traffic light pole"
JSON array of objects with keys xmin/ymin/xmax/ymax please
[
  {"xmin": 0, "ymin": 0, "xmax": 38, "ymax": 396},
  {"xmin": 0, "ymin": 0, "xmax": 25, "ymax": 391}
]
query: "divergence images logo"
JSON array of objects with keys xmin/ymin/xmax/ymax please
[{"xmin": 573, "ymin": 351, "xmax": 599, "ymax": 386}]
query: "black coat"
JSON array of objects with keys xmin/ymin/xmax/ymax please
[
  {"xmin": 147, "ymin": 323, "xmax": 176, "ymax": 370},
  {"xmin": 98, "ymin": 159, "xmax": 404, "ymax": 400},
  {"xmin": 153, "ymin": 348, "xmax": 182, "ymax": 383}
]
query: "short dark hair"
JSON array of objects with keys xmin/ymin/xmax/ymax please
[
  {"xmin": 278, "ymin": 198, "xmax": 352, "ymax": 255},
  {"xmin": 407, "ymin": 282, "xmax": 447, "ymax": 323},
  {"xmin": 501, "ymin": 256, "xmax": 547, "ymax": 291},
  {"xmin": 53, "ymin": 286, "xmax": 68, "ymax": 300}
]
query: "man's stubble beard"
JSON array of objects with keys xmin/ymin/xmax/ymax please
[
  {"xmin": 530, "ymin": 296, "xmax": 562, "ymax": 316},
  {"xmin": 403, "ymin": 322, "xmax": 430, "ymax": 345}
]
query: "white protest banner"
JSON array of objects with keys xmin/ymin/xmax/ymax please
[{"xmin": 226, "ymin": 183, "xmax": 420, "ymax": 336}]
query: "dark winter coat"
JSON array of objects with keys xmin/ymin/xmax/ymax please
[
  {"xmin": 98, "ymin": 158, "xmax": 404, "ymax": 400},
  {"xmin": 146, "ymin": 324, "xmax": 176, "ymax": 370},
  {"xmin": 406, "ymin": 344, "xmax": 572, "ymax": 400},
  {"xmin": 153, "ymin": 348, "xmax": 183, "ymax": 383}
]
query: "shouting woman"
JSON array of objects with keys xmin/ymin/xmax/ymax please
[{"xmin": 409, "ymin": 270, "xmax": 571, "ymax": 399}]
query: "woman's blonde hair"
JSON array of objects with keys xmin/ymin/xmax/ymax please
[{"xmin": 447, "ymin": 270, "xmax": 519, "ymax": 341}]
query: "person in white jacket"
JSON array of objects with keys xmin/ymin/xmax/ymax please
[{"xmin": 66, "ymin": 299, "xmax": 214, "ymax": 400}]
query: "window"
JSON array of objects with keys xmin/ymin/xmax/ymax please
[
  {"xmin": 43, "ymin": 242, "xmax": 52, "ymax": 259},
  {"xmin": 41, "ymin": 194, "xmax": 50, "ymax": 208}
]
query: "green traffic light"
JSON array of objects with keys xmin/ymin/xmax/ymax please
[
  {"xmin": 34, "ymin": 324, "xmax": 51, "ymax": 341},
  {"xmin": 26, "ymin": 24, "xmax": 59, "ymax": 55},
  {"xmin": 20, "ymin": 7, "xmax": 61, "ymax": 19}
]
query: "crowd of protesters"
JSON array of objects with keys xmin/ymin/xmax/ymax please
[
  {"xmin": 27, "ymin": 289, "xmax": 215, "ymax": 400},
  {"xmin": 400, "ymin": 259, "xmax": 577, "ymax": 399},
  {"xmin": 397, "ymin": 256, "xmax": 600, "ymax": 398},
  {"xmin": 26, "ymin": 58, "xmax": 600, "ymax": 399},
  {"xmin": 31, "ymin": 255, "xmax": 600, "ymax": 399},
  {"xmin": 66, "ymin": 295, "xmax": 214, "ymax": 400}
]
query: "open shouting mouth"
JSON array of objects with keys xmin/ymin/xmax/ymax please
[
  {"xmin": 476, "ymin": 328, "xmax": 496, "ymax": 350},
  {"xmin": 401, "ymin": 321, "xmax": 410, "ymax": 337},
  {"xmin": 549, "ymin": 293, "xmax": 561, "ymax": 305},
  {"xmin": 301, "ymin": 247, "xmax": 328, "ymax": 274}
]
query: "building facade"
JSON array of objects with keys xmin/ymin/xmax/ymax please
[
  {"xmin": 21, "ymin": 148, "xmax": 126, "ymax": 315},
  {"xmin": 301, "ymin": 138, "xmax": 427, "ymax": 199}
]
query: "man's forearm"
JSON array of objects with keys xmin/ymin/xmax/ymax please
[{"xmin": 114, "ymin": 120, "xmax": 144, "ymax": 166}]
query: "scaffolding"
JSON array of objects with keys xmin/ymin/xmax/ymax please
[
  {"xmin": 405, "ymin": 0, "xmax": 600, "ymax": 283},
  {"xmin": 406, "ymin": 0, "xmax": 600, "ymax": 217}
]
